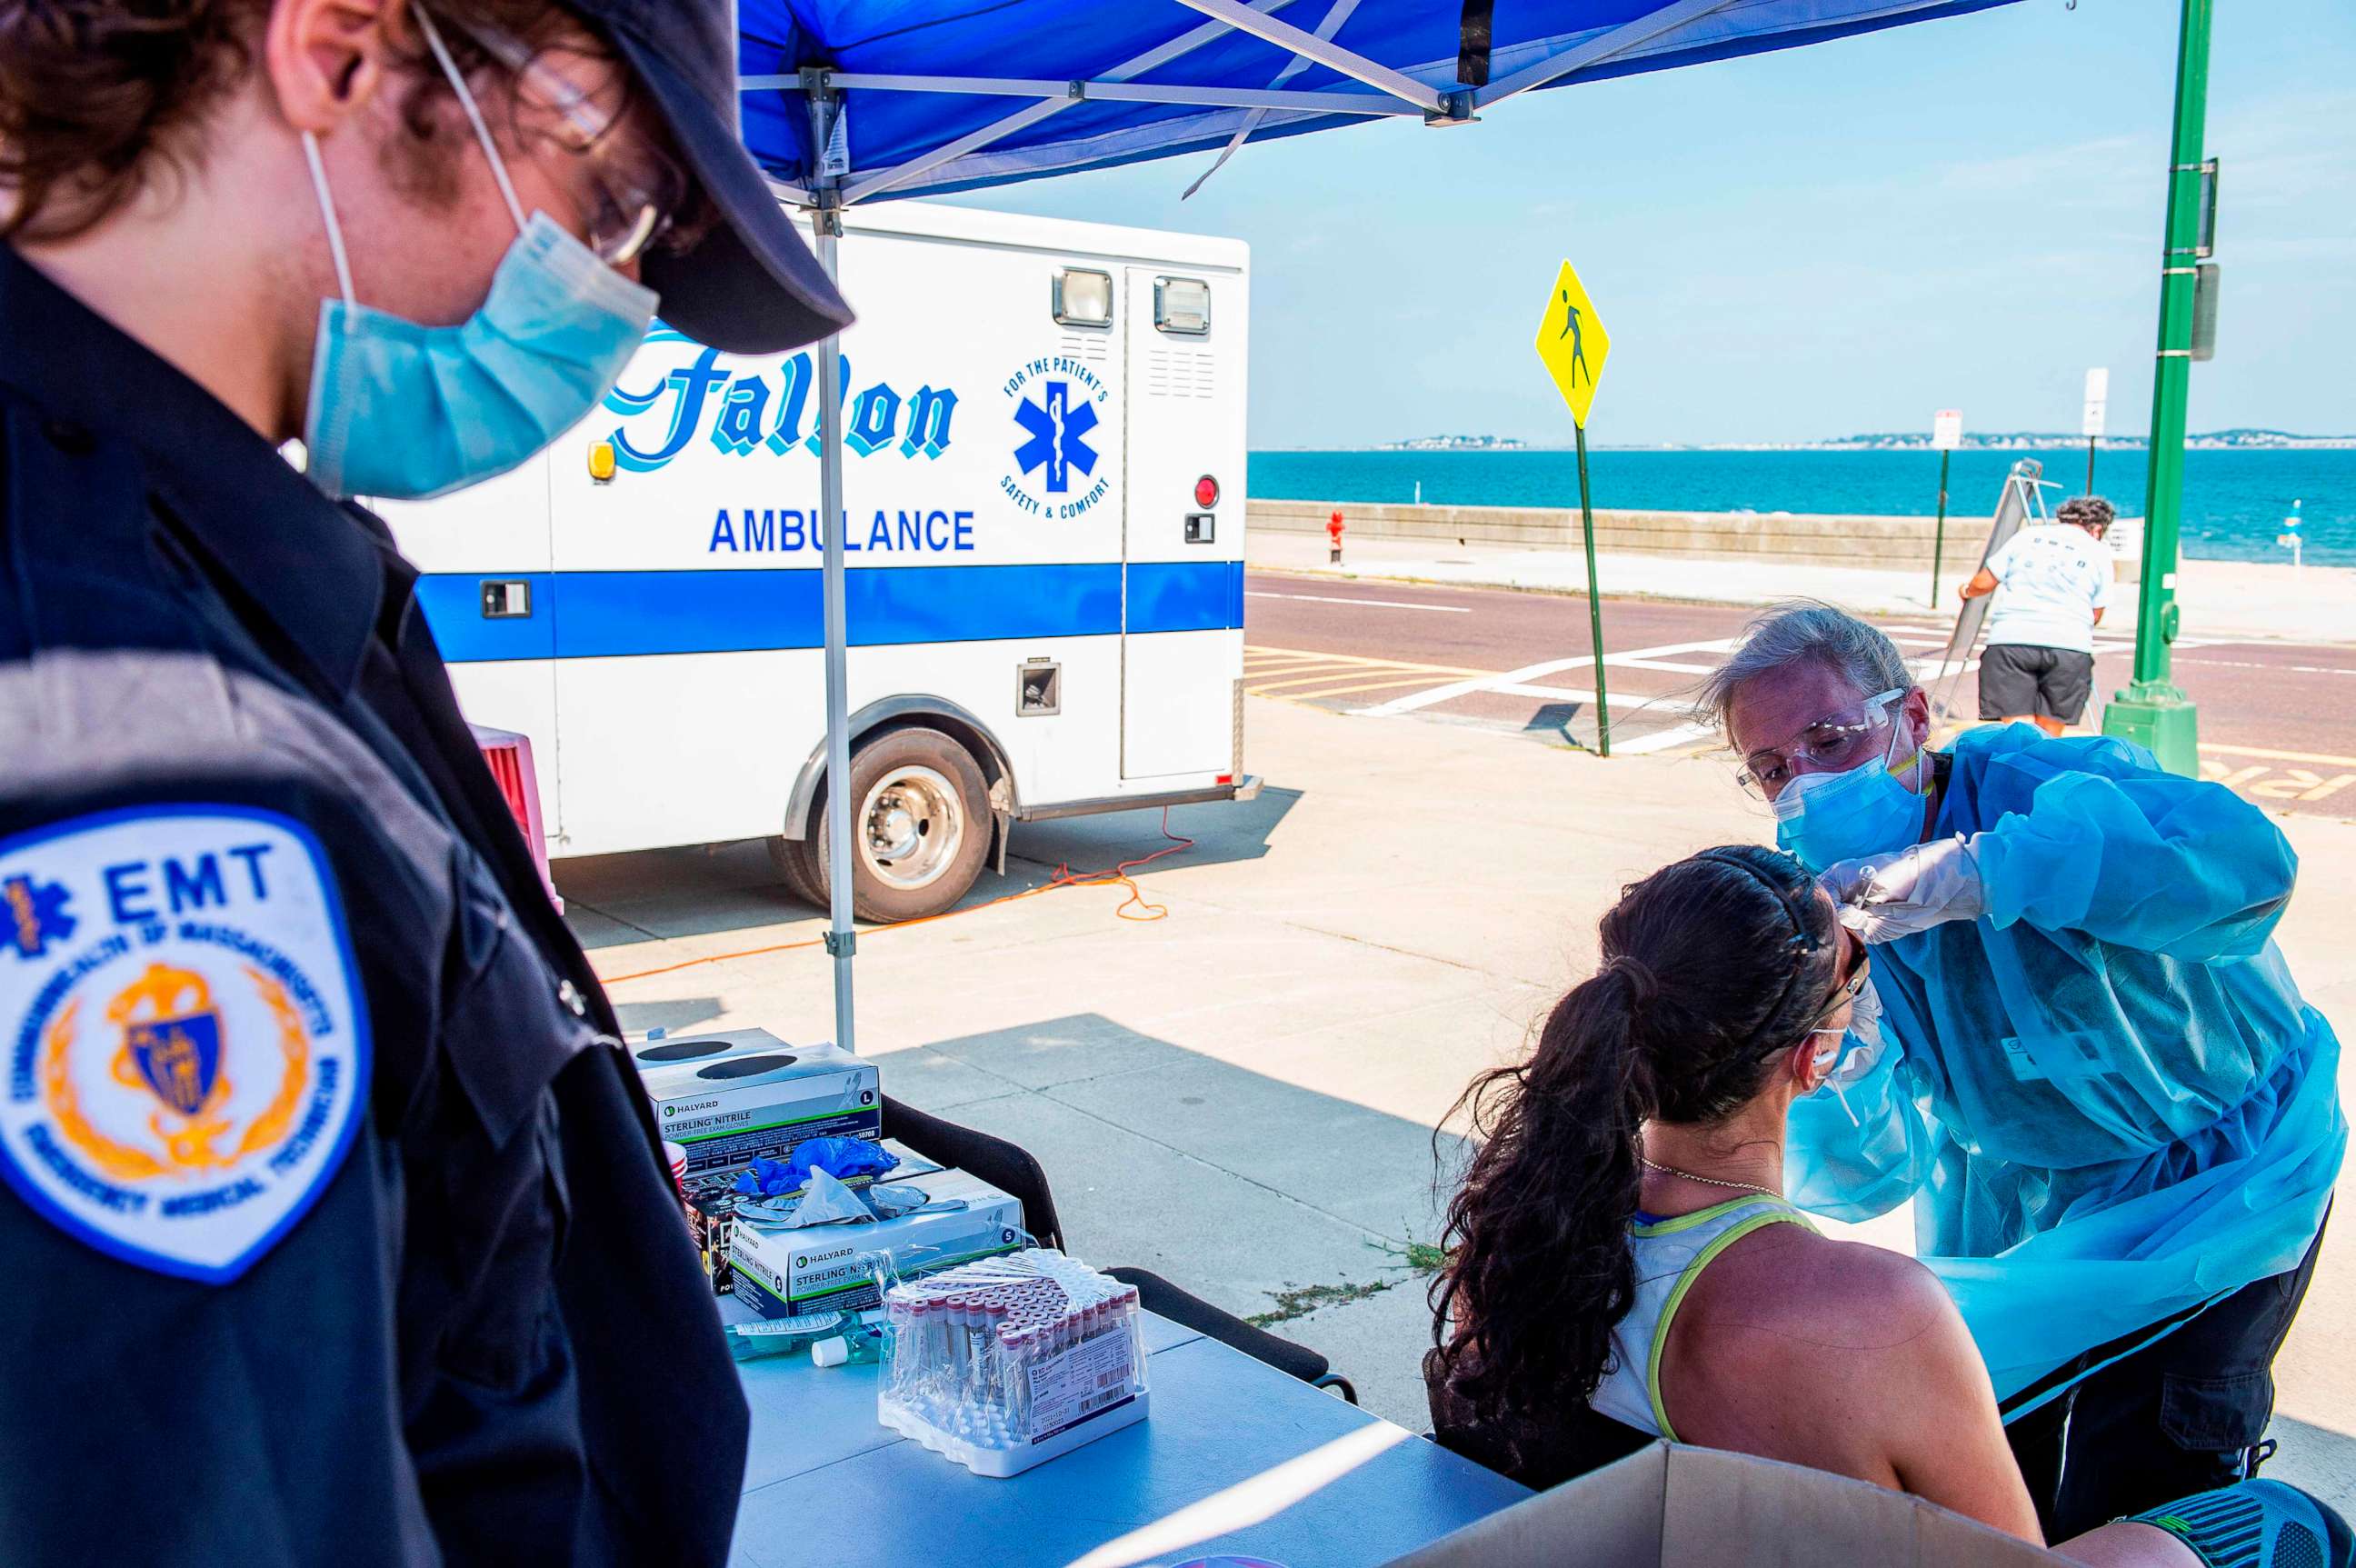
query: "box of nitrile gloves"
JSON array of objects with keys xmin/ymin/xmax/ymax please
[
  {"xmin": 636, "ymin": 1034, "xmax": 880, "ymax": 1177},
  {"xmin": 684, "ymin": 1140, "xmax": 946, "ymax": 1295},
  {"xmin": 727, "ymin": 1167, "xmax": 1024, "ymax": 1317}
]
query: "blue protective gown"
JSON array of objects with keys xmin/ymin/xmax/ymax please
[{"xmin": 1787, "ymin": 724, "xmax": 2345, "ymax": 1415}]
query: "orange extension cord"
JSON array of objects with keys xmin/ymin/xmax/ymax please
[{"xmin": 601, "ymin": 808, "xmax": 1196, "ymax": 987}]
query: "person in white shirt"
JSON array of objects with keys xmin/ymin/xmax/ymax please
[{"xmin": 1961, "ymin": 496, "xmax": 2117, "ymax": 737}]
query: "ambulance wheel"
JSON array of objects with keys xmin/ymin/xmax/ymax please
[
  {"xmin": 802, "ymin": 727, "xmax": 991, "ymax": 924},
  {"xmin": 768, "ymin": 832, "xmax": 825, "ymax": 909}
]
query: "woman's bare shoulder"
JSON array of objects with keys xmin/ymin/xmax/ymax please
[{"xmin": 1662, "ymin": 1223, "xmax": 1974, "ymax": 1472}]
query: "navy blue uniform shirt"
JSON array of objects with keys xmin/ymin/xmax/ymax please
[{"xmin": 0, "ymin": 243, "xmax": 747, "ymax": 1565}]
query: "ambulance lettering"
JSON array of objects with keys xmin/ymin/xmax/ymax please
[{"xmin": 602, "ymin": 327, "xmax": 958, "ymax": 474}]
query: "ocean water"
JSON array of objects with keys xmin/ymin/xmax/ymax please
[{"xmin": 1249, "ymin": 447, "xmax": 2355, "ymax": 567}]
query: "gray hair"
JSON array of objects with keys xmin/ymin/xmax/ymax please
[
  {"xmin": 1699, "ymin": 601, "xmax": 1913, "ymax": 736},
  {"xmin": 2056, "ymin": 495, "xmax": 2117, "ymax": 534}
]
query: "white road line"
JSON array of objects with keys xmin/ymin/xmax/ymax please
[
  {"xmin": 2177, "ymin": 658, "xmax": 2356, "ymax": 677},
  {"xmin": 1357, "ymin": 639, "xmax": 1735, "ymax": 717},
  {"xmin": 2201, "ymin": 742, "xmax": 2356, "ymax": 768},
  {"xmin": 1489, "ymin": 683, "xmax": 1702, "ymax": 715},
  {"xmin": 1606, "ymin": 656, "xmax": 1716, "ymax": 674},
  {"xmin": 1244, "ymin": 591, "xmax": 1471, "ymax": 614},
  {"xmin": 1612, "ymin": 721, "xmax": 1716, "ymax": 755}
]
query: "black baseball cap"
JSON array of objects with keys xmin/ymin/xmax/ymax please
[{"xmin": 574, "ymin": 0, "xmax": 853, "ymax": 353}]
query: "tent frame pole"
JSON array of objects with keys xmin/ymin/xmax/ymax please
[
  {"xmin": 1474, "ymin": 0, "xmax": 1746, "ymax": 106},
  {"xmin": 807, "ymin": 79, "xmax": 859, "ymax": 1054},
  {"xmin": 749, "ymin": 72, "xmax": 1415, "ymax": 117},
  {"xmin": 830, "ymin": 0, "xmax": 1309, "ymax": 204},
  {"xmin": 1166, "ymin": 0, "xmax": 1443, "ymax": 112}
]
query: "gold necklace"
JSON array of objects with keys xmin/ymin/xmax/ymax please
[{"xmin": 1640, "ymin": 1155, "xmax": 1781, "ymax": 1200}]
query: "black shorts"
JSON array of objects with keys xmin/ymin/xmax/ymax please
[{"xmin": 1980, "ymin": 643, "xmax": 2095, "ymax": 723}]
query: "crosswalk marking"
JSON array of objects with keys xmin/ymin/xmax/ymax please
[
  {"xmin": 1261, "ymin": 674, "xmax": 1469, "ymax": 700},
  {"xmin": 1356, "ymin": 639, "xmax": 1735, "ymax": 718},
  {"xmin": 1251, "ymin": 667, "xmax": 1428, "ymax": 693},
  {"xmin": 1613, "ymin": 721, "xmax": 1717, "ymax": 755},
  {"xmin": 1246, "ymin": 590, "xmax": 1471, "ymax": 614}
]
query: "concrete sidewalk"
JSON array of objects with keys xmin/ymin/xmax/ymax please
[
  {"xmin": 1251, "ymin": 528, "xmax": 2356, "ymax": 646},
  {"xmin": 562, "ymin": 694, "xmax": 2356, "ymax": 1512}
]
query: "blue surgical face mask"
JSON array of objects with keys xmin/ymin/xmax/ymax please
[
  {"xmin": 1771, "ymin": 717, "xmax": 1927, "ymax": 873},
  {"xmin": 298, "ymin": 11, "xmax": 656, "ymax": 502}
]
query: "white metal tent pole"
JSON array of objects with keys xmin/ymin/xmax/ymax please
[
  {"xmin": 808, "ymin": 84, "xmax": 858, "ymax": 1054},
  {"xmin": 1184, "ymin": 0, "xmax": 1365, "ymax": 198},
  {"xmin": 1472, "ymin": 0, "xmax": 1742, "ymax": 107},
  {"xmin": 828, "ymin": 0, "xmax": 1311, "ymax": 205},
  {"xmin": 1167, "ymin": 0, "xmax": 1442, "ymax": 111},
  {"xmin": 776, "ymin": 72, "xmax": 1413, "ymax": 115}
]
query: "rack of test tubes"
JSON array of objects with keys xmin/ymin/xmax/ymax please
[{"xmin": 878, "ymin": 1248, "xmax": 1149, "ymax": 1477}]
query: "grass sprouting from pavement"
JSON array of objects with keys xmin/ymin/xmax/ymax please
[
  {"xmin": 1245, "ymin": 1278, "xmax": 1394, "ymax": 1327},
  {"xmin": 1368, "ymin": 1236, "xmax": 1451, "ymax": 1275},
  {"xmin": 1242, "ymin": 1237, "xmax": 1454, "ymax": 1326}
]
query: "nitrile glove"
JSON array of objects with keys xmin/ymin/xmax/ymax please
[
  {"xmin": 1822, "ymin": 834, "xmax": 1987, "ymax": 943},
  {"xmin": 785, "ymin": 1137, "xmax": 899, "ymax": 1186}
]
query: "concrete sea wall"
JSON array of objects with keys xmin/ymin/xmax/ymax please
[{"xmin": 1250, "ymin": 498, "xmax": 2143, "ymax": 582}]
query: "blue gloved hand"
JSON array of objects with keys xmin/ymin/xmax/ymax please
[{"xmin": 1821, "ymin": 834, "xmax": 1987, "ymax": 943}]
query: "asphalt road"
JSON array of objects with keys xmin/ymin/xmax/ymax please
[{"xmin": 1242, "ymin": 570, "xmax": 2356, "ymax": 819}]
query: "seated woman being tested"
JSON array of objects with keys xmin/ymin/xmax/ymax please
[{"xmin": 1423, "ymin": 844, "xmax": 2351, "ymax": 1568}]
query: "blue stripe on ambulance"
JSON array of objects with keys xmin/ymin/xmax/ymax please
[{"xmin": 415, "ymin": 562, "xmax": 1244, "ymax": 663}]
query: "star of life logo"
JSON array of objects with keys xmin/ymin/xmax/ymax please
[
  {"xmin": 1002, "ymin": 356, "xmax": 1111, "ymax": 521},
  {"xmin": 0, "ymin": 809, "xmax": 367, "ymax": 1283}
]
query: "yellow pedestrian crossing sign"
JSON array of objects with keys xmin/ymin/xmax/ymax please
[{"xmin": 1534, "ymin": 260, "xmax": 1611, "ymax": 428}]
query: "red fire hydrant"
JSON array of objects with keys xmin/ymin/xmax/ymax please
[{"xmin": 1327, "ymin": 509, "xmax": 1344, "ymax": 564}]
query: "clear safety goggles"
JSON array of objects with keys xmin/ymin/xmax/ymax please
[
  {"xmin": 1820, "ymin": 944, "xmax": 1870, "ymax": 1022},
  {"xmin": 1736, "ymin": 687, "xmax": 1908, "ymax": 800},
  {"xmin": 436, "ymin": 10, "xmax": 696, "ymax": 268}
]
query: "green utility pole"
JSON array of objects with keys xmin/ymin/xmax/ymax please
[
  {"xmin": 2101, "ymin": 0, "xmax": 2211, "ymax": 775},
  {"xmin": 1929, "ymin": 449, "xmax": 1951, "ymax": 608},
  {"xmin": 1575, "ymin": 423, "xmax": 1611, "ymax": 757}
]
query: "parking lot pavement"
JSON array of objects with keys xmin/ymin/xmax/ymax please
[{"xmin": 563, "ymin": 694, "xmax": 2356, "ymax": 1511}]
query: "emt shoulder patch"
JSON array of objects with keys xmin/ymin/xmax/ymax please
[{"xmin": 0, "ymin": 805, "xmax": 369, "ymax": 1283}]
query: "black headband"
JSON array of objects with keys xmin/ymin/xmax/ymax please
[{"xmin": 1692, "ymin": 848, "xmax": 1827, "ymax": 1052}]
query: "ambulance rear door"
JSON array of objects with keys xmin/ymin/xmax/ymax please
[{"xmin": 1120, "ymin": 265, "xmax": 1247, "ymax": 780}]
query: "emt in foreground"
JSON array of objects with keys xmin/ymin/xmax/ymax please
[
  {"xmin": 1705, "ymin": 604, "xmax": 2341, "ymax": 1540},
  {"xmin": 1424, "ymin": 845, "xmax": 2351, "ymax": 1568},
  {"xmin": 0, "ymin": 0, "xmax": 849, "ymax": 1560}
]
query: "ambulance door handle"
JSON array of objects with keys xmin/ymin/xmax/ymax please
[{"xmin": 481, "ymin": 580, "xmax": 534, "ymax": 618}]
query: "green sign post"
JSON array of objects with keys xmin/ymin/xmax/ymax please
[
  {"xmin": 2101, "ymin": 0, "xmax": 2213, "ymax": 776},
  {"xmin": 1929, "ymin": 409, "xmax": 1961, "ymax": 606},
  {"xmin": 1534, "ymin": 260, "xmax": 1614, "ymax": 756}
]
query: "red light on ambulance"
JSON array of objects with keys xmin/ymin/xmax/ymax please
[{"xmin": 1193, "ymin": 474, "xmax": 1220, "ymax": 509}]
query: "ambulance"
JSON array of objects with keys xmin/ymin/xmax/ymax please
[{"xmin": 380, "ymin": 202, "xmax": 1254, "ymax": 922}]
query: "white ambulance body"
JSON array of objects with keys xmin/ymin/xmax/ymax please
[{"xmin": 382, "ymin": 202, "xmax": 1253, "ymax": 920}]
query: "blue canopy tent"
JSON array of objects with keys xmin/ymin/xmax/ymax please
[{"xmin": 725, "ymin": 0, "xmax": 2022, "ymax": 1049}]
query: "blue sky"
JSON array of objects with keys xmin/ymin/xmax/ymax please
[{"xmin": 936, "ymin": 2, "xmax": 2356, "ymax": 448}]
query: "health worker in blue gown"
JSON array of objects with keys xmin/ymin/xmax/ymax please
[{"xmin": 1707, "ymin": 604, "xmax": 2342, "ymax": 1543}]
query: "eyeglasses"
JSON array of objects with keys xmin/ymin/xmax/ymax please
[
  {"xmin": 1807, "ymin": 936, "xmax": 1872, "ymax": 1039},
  {"xmin": 1736, "ymin": 687, "xmax": 1907, "ymax": 799},
  {"xmin": 437, "ymin": 11, "xmax": 694, "ymax": 268}
]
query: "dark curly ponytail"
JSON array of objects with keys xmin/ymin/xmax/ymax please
[
  {"xmin": 0, "ymin": 0, "xmax": 267, "ymax": 242},
  {"xmin": 1428, "ymin": 844, "xmax": 1839, "ymax": 1437},
  {"xmin": 0, "ymin": 0, "xmax": 606, "ymax": 242}
]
